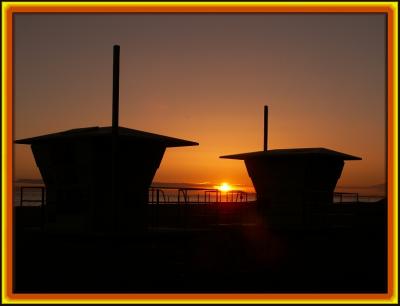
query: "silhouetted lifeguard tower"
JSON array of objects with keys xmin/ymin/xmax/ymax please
[
  {"xmin": 15, "ymin": 46, "xmax": 198, "ymax": 232},
  {"xmin": 220, "ymin": 106, "xmax": 361, "ymax": 226}
]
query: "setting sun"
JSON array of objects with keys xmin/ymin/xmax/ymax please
[{"xmin": 216, "ymin": 182, "xmax": 232, "ymax": 192}]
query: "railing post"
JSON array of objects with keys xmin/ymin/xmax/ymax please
[
  {"xmin": 161, "ymin": 190, "xmax": 166, "ymax": 203},
  {"xmin": 20, "ymin": 187, "xmax": 23, "ymax": 207},
  {"xmin": 41, "ymin": 187, "xmax": 45, "ymax": 206},
  {"xmin": 156, "ymin": 189, "xmax": 160, "ymax": 205},
  {"xmin": 41, "ymin": 187, "xmax": 45, "ymax": 230}
]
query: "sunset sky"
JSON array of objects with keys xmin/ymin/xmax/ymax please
[{"xmin": 13, "ymin": 13, "xmax": 387, "ymax": 188}]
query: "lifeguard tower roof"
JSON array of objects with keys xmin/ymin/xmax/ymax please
[
  {"xmin": 220, "ymin": 148, "xmax": 361, "ymax": 160},
  {"xmin": 15, "ymin": 126, "xmax": 198, "ymax": 147}
]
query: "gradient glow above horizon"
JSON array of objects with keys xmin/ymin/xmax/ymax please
[{"xmin": 13, "ymin": 13, "xmax": 386, "ymax": 188}]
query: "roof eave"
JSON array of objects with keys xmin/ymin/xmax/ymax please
[
  {"xmin": 165, "ymin": 141, "xmax": 199, "ymax": 148},
  {"xmin": 220, "ymin": 150, "xmax": 362, "ymax": 161}
]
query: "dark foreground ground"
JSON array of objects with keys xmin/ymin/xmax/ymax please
[{"xmin": 14, "ymin": 202, "xmax": 387, "ymax": 293}]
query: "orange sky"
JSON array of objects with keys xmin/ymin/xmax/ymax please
[{"xmin": 13, "ymin": 13, "xmax": 387, "ymax": 188}]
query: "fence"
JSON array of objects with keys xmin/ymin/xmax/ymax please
[
  {"xmin": 148, "ymin": 187, "xmax": 249, "ymax": 204},
  {"xmin": 334, "ymin": 192, "xmax": 359, "ymax": 203},
  {"xmin": 16, "ymin": 186, "xmax": 383, "ymax": 206},
  {"xmin": 19, "ymin": 186, "xmax": 46, "ymax": 207}
]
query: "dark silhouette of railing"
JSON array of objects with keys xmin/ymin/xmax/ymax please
[
  {"xmin": 148, "ymin": 187, "xmax": 249, "ymax": 204},
  {"xmin": 16, "ymin": 186, "xmax": 383, "ymax": 207},
  {"xmin": 225, "ymin": 190, "xmax": 248, "ymax": 203},
  {"xmin": 19, "ymin": 186, "xmax": 46, "ymax": 207},
  {"xmin": 334, "ymin": 192, "xmax": 359, "ymax": 203},
  {"xmin": 149, "ymin": 188, "xmax": 167, "ymax": 204},
  {"xmin": 17, "ymin": 186, "xmax": 46, "ymax": 230}
]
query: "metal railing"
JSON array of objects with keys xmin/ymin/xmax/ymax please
[
  {"xmin": 18, "ymin": 186, "xmax": 379, "ymax": 206},
  {"xmin": 149, "ymin": 187, "xmax": 249, "ymax": 205},
  {"xmin": 149, "ymin": 188, "xmax": 167, "ymax": 204},
  {"xmin": 225, "ymin": 190, "xmax": 248, "ymax": 203},
  {"xmin": 334, "ymin": 192, "xmax": 359, "ymax": 203},
  {"xmin": 17, "ymin": 186, "xmax": 46, "ymax": 230},
  {"xmin": 19, "ymin": 186, "xmax": 46, "ymax": 207},
  {"xmin": 17, "ymin": 185, "xmax": 249, "ymax": 206}
]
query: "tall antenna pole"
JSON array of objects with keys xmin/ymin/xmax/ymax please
[
  {"xmin": 264, "ymin": 105, "xmax": 268, "ymax": 151},
  {"xmin": 112, "ymin": 45, "xmax": 120, "ymax": 130},
  {"xmin": 112, "ymin": 45, "xmax": 120, "ymax": 231}
]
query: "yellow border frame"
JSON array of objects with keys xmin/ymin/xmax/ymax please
[{"xmin": 1, "ymin": 1, "xmax": 398, "ymax": 304}]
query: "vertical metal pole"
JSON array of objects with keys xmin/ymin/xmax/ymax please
[
  {"xmin": 41, "ymin": 187, "xmax": 45, "ymax": 230},
  {"xmin": 112, "ymin": 45, "xmax": 120, "ymax": 231},
  {"xmin": 41, "ymin": 187, "xmax": 45, "ymax": 206},
  {"xmin": 264, "ymin": 105, "xmax": 268, "ymax": 151},
  {"xmin": 20, "ymin": 187, "xmax": 23, "ymax": 207},
  {"xmin": 112, "ymin": 45, "xmax": 120, "ymax": 130}
]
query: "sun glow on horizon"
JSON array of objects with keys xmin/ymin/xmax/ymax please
[{"xmin": 215, "ymin": 182, "xmax": 232, "ymax": 192}]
